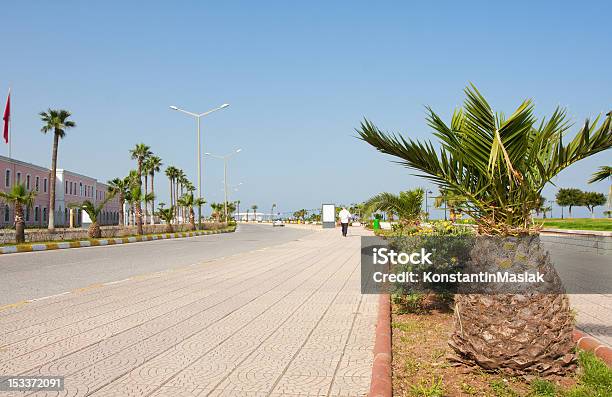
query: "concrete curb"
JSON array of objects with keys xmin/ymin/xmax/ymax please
[
  {"xmin": 573, "ymin": 329, "xmax": 612, "ymax": 366},
  {"xmin": 0, "ymin": 227, "xmax": 236, "ymax": 255},
  {"xmin": 369, "ymin": 293, "xmax": 392, "ymax": 397}
]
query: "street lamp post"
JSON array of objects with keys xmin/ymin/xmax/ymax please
[
  {"xmin": 205, "ymin": 149, "xmax": 242, "ymax": 221},
  {"xmin": 425, "ymin": 190, "xmax": 433, "ymax": 220},
  {"xmin": 169, "ymin": 103, "xmax": 229, "ymax": 228}
]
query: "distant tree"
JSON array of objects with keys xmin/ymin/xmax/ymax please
[
  {"xmin": 177, "ymin": 193, "xmax": 196, "ymax": 230},
  {"xmin": 582, "ymin": 191, "xmax": 606, "ymax": 217},
  {"xmin": 157, "ymin": 206, "xmax": 175, "ymax": 233},
  {"xmin": 533, "ymin": 196, "xmax": 547, "ymax": 218},
  {"xmin": 556, "ymin": 188, "xmax": 584, "ymax": 218},
  {"xmin": 130, "ymin": 143, "xmax": 152, "ymax": 234},
  {"xmin": 40, "ymin": 109, "xmax": 76, "ymax": 231},
  {"xmin": 107, "ymin": 177, "xmax": 130, "ymax": 227},
  {"xmin": 69, "ymin": 193, "xmax": 116, "ymax": 238},
  {"xmin": 0, "ymin": 184, "xmax": 36, "ymax": 243},
  {"xmin": 145, "ymin": 155, "xmax": 163, "ymax": 225},
  {"xmin": 251, "ymin": 204, "xmax": 258, "ymax": 221},
  {"xmin": 434, "ymin": 188, "xmax": 467, "ymax": 222},
  {"xmin": 363, "ymin": 188, "xmax": 424, "ymax": 225}
]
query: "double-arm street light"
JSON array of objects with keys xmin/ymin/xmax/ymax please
[
  {"xmin": 169, "ymin": 103, "xmax": 229, "ymax": 228},
  {"xmin": 205, "ymin": 149, "xmax": 242, "ymax": 221}
]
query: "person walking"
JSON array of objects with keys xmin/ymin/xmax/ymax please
[{"xmin": 338, "ymin": 207, "xmax": 351, "ymax": 237}]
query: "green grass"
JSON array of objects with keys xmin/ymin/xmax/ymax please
[
  {"xmin": 410, "ymin": 376, "xmax": 445, "ymax": 397},
  {"xmin": 524, "ymin": 351, "xmax": 612, "ymax": 397},
  {"xmin": 537, "ymin": 218, "xmax": 612, "ymax": 231}
]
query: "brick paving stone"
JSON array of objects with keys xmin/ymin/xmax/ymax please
[{"xmin": 0, "ymin": 227, "xmax": 376, "ymax": 397}]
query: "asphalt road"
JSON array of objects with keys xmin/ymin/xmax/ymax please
[{"xmin": 0, "ymin": 224, "xmax": 313, "ymax": 305}]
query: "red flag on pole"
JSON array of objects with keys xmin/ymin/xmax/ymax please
[{"xmin": 2, "ymin": 91, "xmax": 9, "ymax": 144}]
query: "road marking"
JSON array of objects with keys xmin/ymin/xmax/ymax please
[
  {"xmin": 30, "ymin": 291, "xmax": 72, "ymax": 302},
  {"xmin": 103, "ymin": 278, "xmax": 132, "ymax": 286}
]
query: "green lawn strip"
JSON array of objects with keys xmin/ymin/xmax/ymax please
[
  {"xmin": 537, "ymin": 218, "xmax": 612, "ymax": 231},
  {"xmin": 1, "ymin": 225, "xmax": 236, "ymax": 252}
]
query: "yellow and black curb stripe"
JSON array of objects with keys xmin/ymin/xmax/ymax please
[{"xmin": 0, "ymin": 226, "xmax": 236, "ymax": 255}]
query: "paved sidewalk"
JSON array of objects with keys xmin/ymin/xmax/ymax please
[{"xmin": 0, "ymin": 228, "xmax": 377, "ymax": 396}]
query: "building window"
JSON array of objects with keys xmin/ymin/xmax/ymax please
[
  {"xmin": 44, "ymin": 178, "xmax": 48, "ymax": 193},
  {"xmin": 4, "ymin": 205, "xmax": 9, "ymax": 222},
  {"xmin": 5, "ymin": 170, "xmax": 9, "ymax": 187},
  {"xmin": 25, "ymin": 207, "xmax": 30, "ymax": 222},
  {"xmin": 16, "ymin": 172, "xmax": 21, "ymax": 184},
  {"xmin": 35, "ymin": 207, "xmax": 39, "ymax": 222},
  {"xmin": 80, "ymin": 182, "xmax": 83, "ymax": 197},
  {"xmin": 43, "ymin": 207, "xmax": 47, "ymax": 222},
  {"xmin": 26, "ymin": 175, "xmax": 31, "ymax": 190},
  {"xmin": 65, "ymin": 208, "xmax": 68, "ymax": 224},
  {"xmin": 35, "ymin": 176, "xmax": 40, "ymax": 191},
  {"xmin": 65, "ymin": 181, "xmax": 69, "ymax": 194}
]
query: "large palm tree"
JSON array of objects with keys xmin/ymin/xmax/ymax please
[
  {"xmin": 107, "ymin": 177, "xmax": 130, "ymax": 226},
  {"xmin": 129, "ymin": 144, "xmax": 152, "ymax": 234},
  {"xmin": 40, "ymin": 109, "xmax": 76, "ymax": 232},
  {"xmin": 146, "ymin": 156, "xmax": 163, "ymax": 224},
  {"xmin": 0, "ymin": 184, "xmax": 36, "ymax": 243},
  {"xmin": 363, "ymin": 188, "xmax": 423, "ymax": 225},
  {"xmin": 357, "ymin": 84, "xmax": 612, "ymax": 375},
  {"xmin": 251, "ymin": 204, "xmax": 258, "ymax": 221},
  {"xmin": 69, "ymin": 193, "xmax": 116, "ymax": 238}
]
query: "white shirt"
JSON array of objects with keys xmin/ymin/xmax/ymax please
[{"xmin": 339, "ymin": 209, "xmax": 351, "ymax": 223}]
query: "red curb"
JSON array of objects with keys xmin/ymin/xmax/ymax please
[
  {"xmin": 573, "ymin": 329, "xmax": 612, "ymax": 366},
  {"xmin": 369, "ymin": 294, "xmax": 392, "ymax": 397}
]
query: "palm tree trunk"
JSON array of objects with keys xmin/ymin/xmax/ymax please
[
  {"xmin": 136, "ymin": 161, "xmax": 143, "ymax": 235},
  {"xmin": 169, "ymin": 178, "xmax": 173, "ymax": 223},
  {"xmin": 144, "ymin": 174, "xmax": 148, "ymax": 224},
  {"xmin": 189, "ymin": 207, "xmax": 195, "ymax": 230},
  {"xmin": 150, "ymin": 173, "xmax": 155, "ymax": 225},
  {"xmin": 48, "ymin": 133, "xmax": 59, "ymax": 231},
  {"xmin": 450, "ymin": 236, "xmax": 575, "ymax": 376},
  {"xmin": 15, "ymin": 204, "xmax": 25, "ymax": 244},
  {"xmin": 118, "ymin": 194, "xmax": 125, "ymax": 226}
]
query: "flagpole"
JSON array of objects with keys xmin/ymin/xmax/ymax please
[{"xmin": 6, "ymin": 87, "xmax": 10, "ymax": 159}]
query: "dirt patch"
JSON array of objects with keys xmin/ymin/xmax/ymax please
[{"xmin": 391, "ymin": 295, "xmax": 578, "ymax": 396}]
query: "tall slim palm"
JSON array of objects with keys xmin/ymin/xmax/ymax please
[
  {"xmin": 129, "ymin": 143, "xmax": 152, "ymax": 234},
  {"xmin": 357, "ymin": 84, "xmax": 612, "ymax": 375},
  {"xmin": 0, "ymin": 184, "xmax": 36, "ymax": 243},
  {"xmin": 107, "ymin": 177, "xmax": 130, "ymax": 226},
  {"xmin": 142, "ymin": 159, "xmax": 151, "ymax": 223},
  {"xmin": 40, "ymin": 109, "xmax": 76, "ymax": 231},
  {"xmin": 165, "ymin": 166, "xmax": 177, "ymax": 220},
  {"xmin": 146, "ymin": 156, "xmax": 163, "ymax": 224},
  {"xmin": 251, "ymin": 205, "xmax": 258, "ymax": 222}
]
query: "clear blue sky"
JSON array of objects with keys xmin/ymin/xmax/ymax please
[{"xmin": 1, "ymin": 1, "xmax": 610, "ymax": 217}]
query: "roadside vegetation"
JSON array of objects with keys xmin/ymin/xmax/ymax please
[{"xmin": 358, "ymin": 84, "xmax": 612, "ymax": 377}]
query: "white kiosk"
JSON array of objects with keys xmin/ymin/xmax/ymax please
[{"xmin": 321, "ymin": 204, "xmax": 335, "ymax": 229}]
